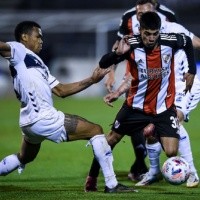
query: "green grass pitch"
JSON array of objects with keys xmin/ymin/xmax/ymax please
[{"xmin": 0, "ymin": 97, "xmax": 199, "ymax": 200}]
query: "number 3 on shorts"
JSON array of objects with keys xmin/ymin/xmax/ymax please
[{"xmin": 170, "ymin": 116, "xmax": 179, "ymax": 129}]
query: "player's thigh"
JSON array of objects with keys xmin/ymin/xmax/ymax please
[
  {"xmin": 160, "ymin": 136, "xmax": 179, "ymax": 157},
  {"xmin": 64, "ymin": 113, "xmax": 103, "ymax": 141}
]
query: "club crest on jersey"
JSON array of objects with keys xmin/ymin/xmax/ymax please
[{"xmin": 162, "ymin": 54, "xmax": 171, "ymax": 64}]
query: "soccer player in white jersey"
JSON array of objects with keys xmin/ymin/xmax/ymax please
[
  {"xmin": 85, "ymin": 0, "xmax": 200, "ymax": 191},
  {"xmin": 0, "ymin": 21, "xmax": 137, "ymax": 193}
]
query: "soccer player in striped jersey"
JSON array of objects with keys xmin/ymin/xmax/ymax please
[
  {"xmin": 86, "ymin": 2, "xmax": 177, "ymax": 191},
  {"xmin": 0, "ymin": 21, "xmax": 136, "ymax": 193},
  {"xmin": 85, "ymin": 13, "xmax": 196, "ymax": 191},
  {"xmin": 102, "ymin": 0, "xmax": 200, "ymax": 188},
  {"xmin": 104, "ymin": 0, "xmax": 178, "ymax": 184}
]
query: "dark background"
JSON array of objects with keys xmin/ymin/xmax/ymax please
[{"xmin": 0, "ymin": 0, "xmax": 199, "ymax": 62}]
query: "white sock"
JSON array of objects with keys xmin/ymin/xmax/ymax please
[
  {"xmin": 178, "ymin": 125, "xmax": 197, "ymax": 173},
  {"xmin": 146, "ymin": 142, "xmax": 161, "ymax": 175},
  {"xmin": 0, "ymin": 154, "xmax": 21, "ymax": 176},
  {"xmin": 90, "ymin": 134, "xmax": 118, "ymax": 188}
]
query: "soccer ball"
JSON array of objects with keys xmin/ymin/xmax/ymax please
[{"xmin": 161, "ymin": 156, "xmax": 190, "ymax": 185}]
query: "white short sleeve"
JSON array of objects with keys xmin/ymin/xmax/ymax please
[
  {"xmin": 6, "ymin": 41, "xmax": 26, "ymax": 66},
  {"xmin": 44, "ymin": 66, "xmax": 59, "ymax": 88},
  {"xmin": 162, "ymin": 22, "xmax": 194, "ymax": 40},
  {"xmin": 48, "ymin": 73, "xmax": 59, "ymax": 89}
]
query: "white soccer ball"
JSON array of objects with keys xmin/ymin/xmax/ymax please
[{"xmin": 161, "ymin": 156, "xmax": 190, "ymax": 185}]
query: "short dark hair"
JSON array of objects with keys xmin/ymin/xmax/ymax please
[
  {"xmin": 140, "ymin": 12, "xmax": 161, "ymax": 30},
  {"xmin": 14, "ymin": 21, "xmax": 41, "ymax": 42},
  {"xmin": 136, "ymin": 0, "xmax": 156, "ymax": 6}
]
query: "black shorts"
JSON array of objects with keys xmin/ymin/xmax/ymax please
[{"xmin": 111, "ymin": 104, "xmax": 180, "ymax": 139}]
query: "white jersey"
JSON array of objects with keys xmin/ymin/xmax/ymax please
[
  {"xmin": 7, "ymin": 42, "xmax": 60, "ymax": 127},
  {"xmin": 161, "ymin": 22, "xmax": 200, "ymax": 119}
]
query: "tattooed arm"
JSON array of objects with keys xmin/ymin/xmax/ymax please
[
  {"xmin": 52, "ymin": 66, "xmax": 110, "ymax": 98},
  {"xmin": 103, "ymin": 72, "xmax": 132, "ymax": 107}
]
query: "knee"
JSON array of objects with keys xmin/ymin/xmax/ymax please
[
  {"xmin": 107, "ymin": 138, "xmax": 117, "ymax": 148},
  {"xmin": 165, "ymin": 150, "xmax": 178, "ymax": 158},
  {"xmin": 107, "ymin": 134, "xmax": 121, "ymax": 148},
  {"xmin": 163, "ymin": 144, "xmax": 178, "ymax": 158}
]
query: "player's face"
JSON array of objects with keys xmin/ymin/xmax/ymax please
[
  {"xmin": 136, "ymin": 3, "xmax": 156, "ymax": 21},
  {"xmin": 140, "ymin": 28, "xmax": 160, "ymax": 49},
  {"xmin": 25, "ymin": 27, "xmax": 43, "ymax": 54}
]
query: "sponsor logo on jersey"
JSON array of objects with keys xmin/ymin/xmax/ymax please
[{"xmin": 138, "ymin": 67, "xmax": 170, "ymax": 80}]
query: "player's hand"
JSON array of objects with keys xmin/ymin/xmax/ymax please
[
  {"xmin": 91, "ymin": 66, "xmax": 110, "ymax": 83},
  {"xmin": 104, "ymin": 66, "xmax": 116, "ymax": 92},
  {"xmin": 103, "ymin": 92, "xmax": 120, "ymax": 107},
  {"xmin": 115, "ymin": 36, "xmax": 130, "ymax": 55},
  {"xmin": 183, "ymin": 73, "xmax": 195, "ymax": 93},
  {"xmin": 112, "ymin": 40, "xmax": 120, "ymax": 52}
]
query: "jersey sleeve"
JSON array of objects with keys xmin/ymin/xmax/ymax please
[
  {"xmin": 6, "ymin": 42, "xmax": 26, "ymax": 66},
  {"xmin": 176, "ymin": 34, "xmax": 196, "ymax": 74},
  {"xmin": 117, "ymin": 15, "xmax": 129, "ymax": 40},
  {"xmin": 45, "ymin": 66, "xmax": 60, "ymax": 89},
  {"xmin": 48, "ymin": 74, "xmax": 59, "ymax": 89},
  {"xmin": 165, "ymin": 22, "xmax": 194, "ymax": 40},
  {"xmin": 117, "ymin": 8, "xmax": 136, "ymax": 40},
  {"xmin": 99, "ymin": 51, "xmax": 127, "ymax": 68}
]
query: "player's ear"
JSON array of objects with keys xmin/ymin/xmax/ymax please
[{"xmin": 21, "ymin": 34, "xmax": 28, "ymax": 42}]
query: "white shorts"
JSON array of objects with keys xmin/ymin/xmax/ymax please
[
  {"xmin": 175, "ymin": 75, "xmax": 200, "ymax": 122},
  {"xmin": 21, "ymin": 111, "xmax": 67, "ymax": 144}
]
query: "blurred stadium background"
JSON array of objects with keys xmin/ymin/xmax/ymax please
[{"xmin": 0, "ymin": 0, "xmax": 200, "ymax": 97}]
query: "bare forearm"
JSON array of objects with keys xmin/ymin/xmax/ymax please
[
  {"xmin": 53, "ymin": 77, "xmax": 93, "ymax": 98},
  {"xmin": 116, "ymin": 74, "xmax": 132, "ymax": 96},
  {"xmin": 53, "ymin": 66, "xmax": 109, "ymax": 97}
]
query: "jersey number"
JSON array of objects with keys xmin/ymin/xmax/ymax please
[{"xmin": 170, "ymin": 116, "xmax": 179, "ymax": 129}]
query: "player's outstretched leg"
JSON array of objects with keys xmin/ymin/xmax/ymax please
[
  {"xmin": 89, "ymin": 134, "xmax": 137, "ymax": 193},
  {"xmin": 0, "ymin": 154, "xmax": 21, "ymax": 175},
  {"xmin": 0, "ymin": 139, "xmax": 41, "ymax": 176}
]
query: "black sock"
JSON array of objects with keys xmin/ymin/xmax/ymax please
[
  {"xmin": 88, "ymin": 158, "xmax": 100, "ymax": 177},
  {"xmin": 130, "ymin": 132, "xmax": 148, "ymax": 173}
]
